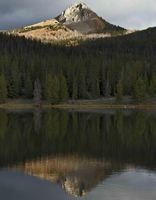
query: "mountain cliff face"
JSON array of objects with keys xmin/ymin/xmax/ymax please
[
  {"xmin": 56, "ymin": 2, "xmax": 91, "ymax": 24},
  {"xmin": 56, "ymin": 2, "xmax": 126, "ymax": 34},
  {"xmin": 10, "ymin": 2, "xmax": 127, "ymax": 42}
]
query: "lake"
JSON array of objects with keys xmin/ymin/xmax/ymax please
[{"xmin": 0, "ymin": 109, "xmax": 156, "ymax": 200}]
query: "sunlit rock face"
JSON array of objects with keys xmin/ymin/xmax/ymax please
[
  {"xmin": 56, "ymin": 2, "xmax": 95, "ymax": 25},
  {"xmin": 56, "ymin": 2, "xmax": 126, "ymax": 34},
  {"xmin": 10, "ymin": 2, "xmax": 127, "ymax": 42},
  {"xmin": 56, "ymin": 2, "xmax": 106, "ymax": 34}
]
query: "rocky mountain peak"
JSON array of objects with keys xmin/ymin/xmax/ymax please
[
  {"xmin": 70, "ymin": 2, "xmax": 89, "ymax": 10},
  {"xmin": 12, "ymin": 2, "xmax": 127, "ymax": 40},
  {"xmin": 56, "ymin": 2, "xmax": 125, "ymax": 34},
  {"xmin": 56, "ymin": 2, "xmax": 95, "ymax": 25}
]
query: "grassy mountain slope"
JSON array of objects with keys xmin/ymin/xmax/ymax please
[{"xmin": 9, "ymin": 2, "xmax": 128, "ymax": 43}]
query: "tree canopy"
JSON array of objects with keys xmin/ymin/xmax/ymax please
[{"xmin": 0, "ymin": 27, "xmax": 156, "ymax": 103}]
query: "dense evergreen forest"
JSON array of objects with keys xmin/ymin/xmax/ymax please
[{"xmin": 0, "ymin": 27, "xmax": 156, "ymax": 103}]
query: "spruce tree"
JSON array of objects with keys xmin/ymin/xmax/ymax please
[
  {"xmin": 45, "ymin": 76, "xmax": 60, "ymax": 104},
  {"xmin": 133, "ymin": 78, "xmax": 146, "ymax": 102},
  {"xmin": 25, "ymin": 76, "xmax": 33, "ymax": 98},
  {"xmin": 0, "ymin": 75, "xmax": 7, "ymax": 103},
  {"xmin": 116, "ymin": 81, "xmax": 123, "ymax": 103},
  {"xmin": 72, "ymin": 78, "xmax": 78, "ymax": 100},
  {"xmin": 59, "ymin": 74, "xmax": 69, "ymax": 102},
  {"xmin": 45, "ymin": 75, "xmax": 53, "ymax": 102},
  {"xmin": 7, "ymin": 73, "xmax": 19, "ymax": 98},
  {"xmin": 78, "ymin": 68, "xmax": 86, "ymax": 99},
  {"xmin": 95, "ymin": 79, "xmax": 100, "ymax": 98},
  {"xmin": 51, "ymin": 76, "xmax": 60, "ymax": 104},
  {"xmin": 149, "ymin": 75, "xmax": 156, "ymax": 96}
]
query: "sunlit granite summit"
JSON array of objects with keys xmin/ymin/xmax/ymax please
[{"xmin": 10, "ymin": 2, "xmax": 127, "ymax": 43}]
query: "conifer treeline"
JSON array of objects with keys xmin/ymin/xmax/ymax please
[{"xmin": 0, "ymin": 27, "xmax": 156, "ymax": 103}]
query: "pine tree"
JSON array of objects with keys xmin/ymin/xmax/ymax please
[
  {"xmin": 25, "ymin": 76, "xmax": 33, "ymax": 98},
  {"xmin": 33, "ymin": 79, "xmax": 42, "ymax": 106},
  {"xmin": 87, "ymin": 65, "xmax": 100, "ymax": 98},
  {"xmin": 95, "ymin": 79, "xmax": 100, "ymax": 98},
  {"xmin": 72, "ymin": 78, "xmax": 78, "ymax": 100},
  {"xmin": 116, "ymin": 80, "xmax": 123, "ymax": 102},
  {"xmin": 7, "ymin": 73, "xmax": 19, "ymax": 98},
  {"xmin": 133, "ymin": 78, "xmax": 146, "ymax": 102},
  {"xmin": 149, "ymin": 75, "xmax": 156, "ymax": 96},
  {"xmin": 59, "ymin": 74, "xmax": 69, "ymax": 102},
  {"xmin": 45, "ymin": 75, "xmax": 60, "ymax": 104},
  {"xmin": 0, "ymin": 75, "xmax": 7, "ymax": 103},
  {"xmin": 51, "ymin": 76, "xmax": 60, "ymax": 104},
  {"xmin": 78, "ymin": 68, "xmax": 86, "ymax": 99},
  {"xmin": 45, "ymin": 75, "xmax": 53, "ymax": 102}
]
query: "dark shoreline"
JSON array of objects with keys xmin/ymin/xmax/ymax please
[{"xmin": 1, "ymin": 99, "xmax": 156, "ymax": 110}]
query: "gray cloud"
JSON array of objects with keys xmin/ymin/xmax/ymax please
[{"xmin": 0, "ymin": 0, "xmax": 156, "ymax": 30}]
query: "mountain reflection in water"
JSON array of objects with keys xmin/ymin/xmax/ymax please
[
  {"xmin": 0, "ymin": 109, "xmax": 156, "ymax": 198},
  {"xmin": 11, "ymin": 156, "xmax": 123, "ymax": 197}
]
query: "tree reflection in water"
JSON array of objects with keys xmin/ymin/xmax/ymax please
[{"xmin": 0, "ymin": 109, "xmax": 155, "ymax": 196}]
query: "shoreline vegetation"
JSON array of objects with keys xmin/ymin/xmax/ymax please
[{"xmin": 1, "ymin": 98, "xmax": 156, "ymax": 110}]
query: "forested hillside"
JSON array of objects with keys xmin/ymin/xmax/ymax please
[{"xmin": 0, "ymin": 27, "xmax": 156, "ymax": 103}]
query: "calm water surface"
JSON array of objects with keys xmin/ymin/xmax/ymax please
[{"xmin": 0, "ymin": 109, "xmax": 156, "ymax": 200}]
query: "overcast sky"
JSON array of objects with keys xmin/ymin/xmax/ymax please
[{"xmin": 0, "ymin": 0, "xmax": 156, "ymax": 30}]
